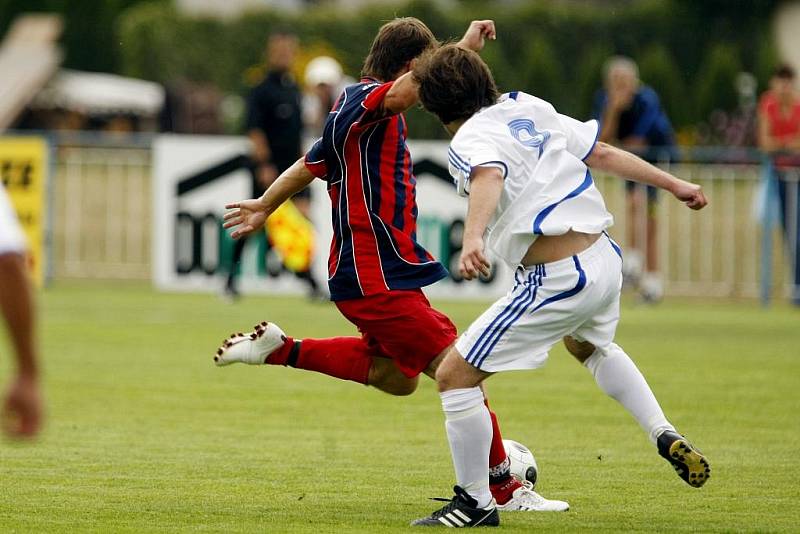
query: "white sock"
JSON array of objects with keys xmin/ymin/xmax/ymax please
[
  {"xmin": 584, "ymin": 343, "xmax": 675, "ymax": 443},
  {"xmin": 440, "ymin": 387, "xmax": 493, "ymax": 508}
]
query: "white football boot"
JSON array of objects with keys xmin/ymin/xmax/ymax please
[
  {"xmin": 214, "ymin": 321, "xmax": 287, "ymax": 366},
  {"xmin": 495, "ymin": 481, "xmax": 569, "ymax": 512}
]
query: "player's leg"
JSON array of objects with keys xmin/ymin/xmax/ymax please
[
  {"xmin": 412, "ymin": 348, "xmax": 499, "ymax": 527},
  {"xmin": 640, "ymin": 186, "xmax": 663, "ymax": 302},
  {"xmin": 224, "ymin": 236, "xmax": 247, "ymax": 299},
  {"xmin": 567, "ymin": 235, "xmax": 709, "ymax": 487},
  {"xmin": 417, "ymin": 271, "xmax": 572, "ymax": 526},
  {"xmin": 623, "ymin": 181, "xmax": 645, "ymax": 287},
  {"xmin": 418, "ymin": 311, "xmax": 530, "ymax": 509},
  {"xmin": 565, "ymin": 335, "xmax": 676, "ymax": 443},
  {"xmin": 214, "ymin": 322, "xmax": 417, "ymax": 394}
]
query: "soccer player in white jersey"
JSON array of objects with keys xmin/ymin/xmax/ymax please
[
  {"xmin": 0, "ymin": 183, "xmax": 42, "ymax": 438},
  {"xmin": 409, "ymin": 45, "xmax": 710, "ymax": 527}
]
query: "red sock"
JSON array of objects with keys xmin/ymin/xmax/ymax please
[
  {"xmin": 267, "ymin": 336, "xmax": 372, "ymax": 385},
  {"xmin": 486, "ymin": 401, "xmax": 509, "ymax": 472},
  {"xmin": 485, "ymin": 400, "xmax": 521, "ymax": 504}
]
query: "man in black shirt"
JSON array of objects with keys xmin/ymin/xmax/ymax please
[{"xmin": 227, "ymin": 30, "xmax": 320, "ymax": 298}]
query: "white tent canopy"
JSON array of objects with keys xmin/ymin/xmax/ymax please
[{"xmin": 32, "ymin": 69, "xmax": 165, "ymax": 116}]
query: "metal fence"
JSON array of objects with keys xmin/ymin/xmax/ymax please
[
  {"xmin": 45, "ymin": 134, "xmax": 799, "ymax": 301},
  {"xmin": 51, "ymin": 133, "xmax": 151, "ymax": 279},
  {"xmin": 596, "ymin": 165, "xmax": 784, "ymax": 299}
]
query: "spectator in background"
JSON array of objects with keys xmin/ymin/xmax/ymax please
[
  {"xmin": 0, "ymin": 183, "xmax": 42, "ymax": 438},
  {"xmin": 226, "ymin": 29, "xmax": 320, "ymax": 299},
  {"xmin": 302, "ymin": 56, "xmax": 347, "ymax": 138},
  {"xmin": 593, "ymin": 56, "xmax": 676, "ymax": 303},
  {"xmin": 758, "ymin": 64, "xmax": 800, "ymax": 305}
]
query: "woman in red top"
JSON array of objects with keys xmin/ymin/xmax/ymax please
[
  {"xmin": 758, "ymin": 64, "xmax": 800, "ymax": 305},
  {"xmin": 758, "ymin": 65, "xmax": 800, "ymax": 153}
]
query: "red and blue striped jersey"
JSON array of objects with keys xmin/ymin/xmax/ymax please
[{"xmin": 304, "ymin": 78, "xmax": 448, "ymax": 301}]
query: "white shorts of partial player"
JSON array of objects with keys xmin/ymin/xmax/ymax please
[{"xmin": 456, "ymin": 234, "xmax": 622, "ymax": 372}]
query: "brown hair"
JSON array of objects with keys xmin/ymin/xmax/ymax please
[
  {"xmin": 775, "ymin": 64, "xmax": 796, "ymax": 80},
  {"xmin": 413, "ymin": 44, "xmax": 499, "ymax": 125},
  {"xmin": 362, "ymin": 17, "xmax": 438, "ymax": 82}
]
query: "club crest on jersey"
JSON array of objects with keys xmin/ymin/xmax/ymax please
[{"xmin": 508, "ymin": 118, "xmax": 550, "ymax": 157}]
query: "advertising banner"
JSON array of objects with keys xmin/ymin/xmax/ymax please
[
  {"xmin": 0, "ymin": 136, "xmax": 49, "ymax": 285},
  {"xmin": 152, "ymin": 135, "xmax": 511, "ymax": 299}
]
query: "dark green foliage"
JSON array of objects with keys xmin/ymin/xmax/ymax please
[
  {"xmin": 637, "ymin": 45, "xmax": 689, "ymax": 127},
  {"xmin": 0, "ymin": 0, "xmax": 781, "ymax": 136},
  {"xmin": 695, "ymin": 44, "xmax": 743, "ymax": 120}
]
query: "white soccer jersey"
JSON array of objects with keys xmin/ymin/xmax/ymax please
[
  {"xmin": 447, "ymin": 91, "xmax": 613, "ymax": 268},
  {"xmin": 0, "ymin": 183, "xmax": 26, "ymax": 255}
]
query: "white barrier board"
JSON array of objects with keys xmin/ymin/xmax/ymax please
[{"xmin": 152, "ymin": 134, "xmax": 512, "ymax": 299}]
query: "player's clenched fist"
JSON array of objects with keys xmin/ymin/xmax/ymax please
[
  {"xmin": 670, "ymin": 179, "xmax": 708, "ymax": 211},
  {"xmin": 457, "ymin": 20, "xmax": 497, "ymax": 52},
  {"xmin": 459, "ymin": 235, "xmax": 491, "ymax": 281}
]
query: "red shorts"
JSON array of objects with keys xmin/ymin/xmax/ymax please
[{"xmin": 335, "ymin": 289, "xmax": 458, "ymax": 378}]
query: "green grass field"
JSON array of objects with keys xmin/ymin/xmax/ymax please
[{"xmin": 1, "ymin": 283, "xmax": 799, "ymax": 532}]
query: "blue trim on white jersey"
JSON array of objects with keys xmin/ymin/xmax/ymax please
[
  {"xmin": 603, "ymin": 231, "xmax": 623, "ymax": 259},
  {"xmin": 508, "ymin": 91, "xmax": 519, "ymax": 100},
  {"xmin": 532, "ymin": 170, "xmax": 594, "ymax": 235},
  {"xmin": 449, "ymin": 147, "xmax": 469, "ymax": 167},
  {"xmin": 581, "ymin": 119, "xmax": 601, "ymax": 161},
  {"xmin": 448, "ymin": 153, "xmax": 470, "ymax": 175}
]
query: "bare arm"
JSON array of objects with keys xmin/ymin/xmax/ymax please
[
  {"xmin": 0, "ymin": 252, "xmax": 42, "ymax": 438},
  {"xmin": 586, "ymin": 142, "xmax": 707, "ymax": 210},
  {"xmin": 459, "ymin": 166, "xmax": 504, "ymax": 280},
  {"xmin": 223, "ymin": 157, "xmax": 315, "ymax": 239}
]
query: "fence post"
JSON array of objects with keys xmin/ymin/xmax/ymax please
[{"xmin": 759, "ymin": 156, "xmax": 777, "ymax": 306}]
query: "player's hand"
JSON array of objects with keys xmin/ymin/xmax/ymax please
[
  {"xmin": 223, "ymin": 198, "xmax": 271, "ymax": 239},
  {"xmin": 671, "ymin": 179, "xmax": 707, "ymax": 210},
  {"xmin": 458, "ymin": 20, "xmax": 496, "ymax": 52},
  {"xmin": 2, "ymin": 374, "xmax": 42, "ymax": 439},
  {"xmin": 459, "ymin": 235, "xmax": 491, "ymax": 281}
]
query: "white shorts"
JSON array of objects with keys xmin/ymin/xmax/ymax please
[
  {"xmin": 456, "ymin": 233, "xmax": 623, "ymax": 372},
  {"xmin": 0, "ymin": 183, "xmax": 27, "ymax": 255}
]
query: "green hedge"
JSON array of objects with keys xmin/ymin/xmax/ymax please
[{"xmin": 114, "ymin": 0, "xmax": 777, "ymax": 139}]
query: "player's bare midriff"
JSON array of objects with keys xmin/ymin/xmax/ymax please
[{"xmin": 520, "ymin": 230, "xmax": 601, "ymax": 266}]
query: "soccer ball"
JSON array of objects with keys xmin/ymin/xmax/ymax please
[{"xmin": 503, "ymin": 439, "xmax": 538, "ymax": 488}]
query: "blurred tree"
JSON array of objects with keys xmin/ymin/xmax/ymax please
[
  {"xmin": 0, "ymin": 0, "xmax": 167, "ymax": 73},
  {"xmin": 637, "ymin": 45, "xmax": 688, "ymax": 127},
  {"xmin": 574, "ymin": 45, "xmax": 613, "ymax": 120},
  {"xmin": 755, "ymin": 37, "xmax": 780, "ymax": 91},
  {"xmin": 696, "ymin": 44, "xmax": 743, "ymax": 120},
  {"xmin": 518, "ymin": 36, "xmax": 564, "ymax": 109}
]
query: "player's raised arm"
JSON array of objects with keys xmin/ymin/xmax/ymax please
[
  {"xmin": 460, "ymin": 166, "xmax": 504, "ymax": 280},
  {"xmin": 585, "ymin": 142, "xmax": 708, "ymax": 210},
  {"xmin": 223, "ymin": 157, "xmax": 315, "ymax": 239},
  {"xmin": 456, "ymin": 19, "xmax": 496, "ymax": 52}
]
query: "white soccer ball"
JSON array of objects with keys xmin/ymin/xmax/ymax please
[{"xmin": 503, "ymin": 439, "xmax": 539, "ymax": 489}]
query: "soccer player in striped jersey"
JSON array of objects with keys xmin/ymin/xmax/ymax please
[
  {"xmin": 410, "ymin": 45, "xmax": 710, "ymax": 527},
  {"xmin": 216, "ymin": 19, "xmax": 565, "ymax": 512}
]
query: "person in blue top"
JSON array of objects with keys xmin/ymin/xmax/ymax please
[{"xmin": 592, "ymin": 56, "xmax": 676, "ymax": 303}]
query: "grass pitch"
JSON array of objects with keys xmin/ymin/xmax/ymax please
[{"xmin": 1, "ymin": 283, "xmax": 799, "ymax": 532}]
